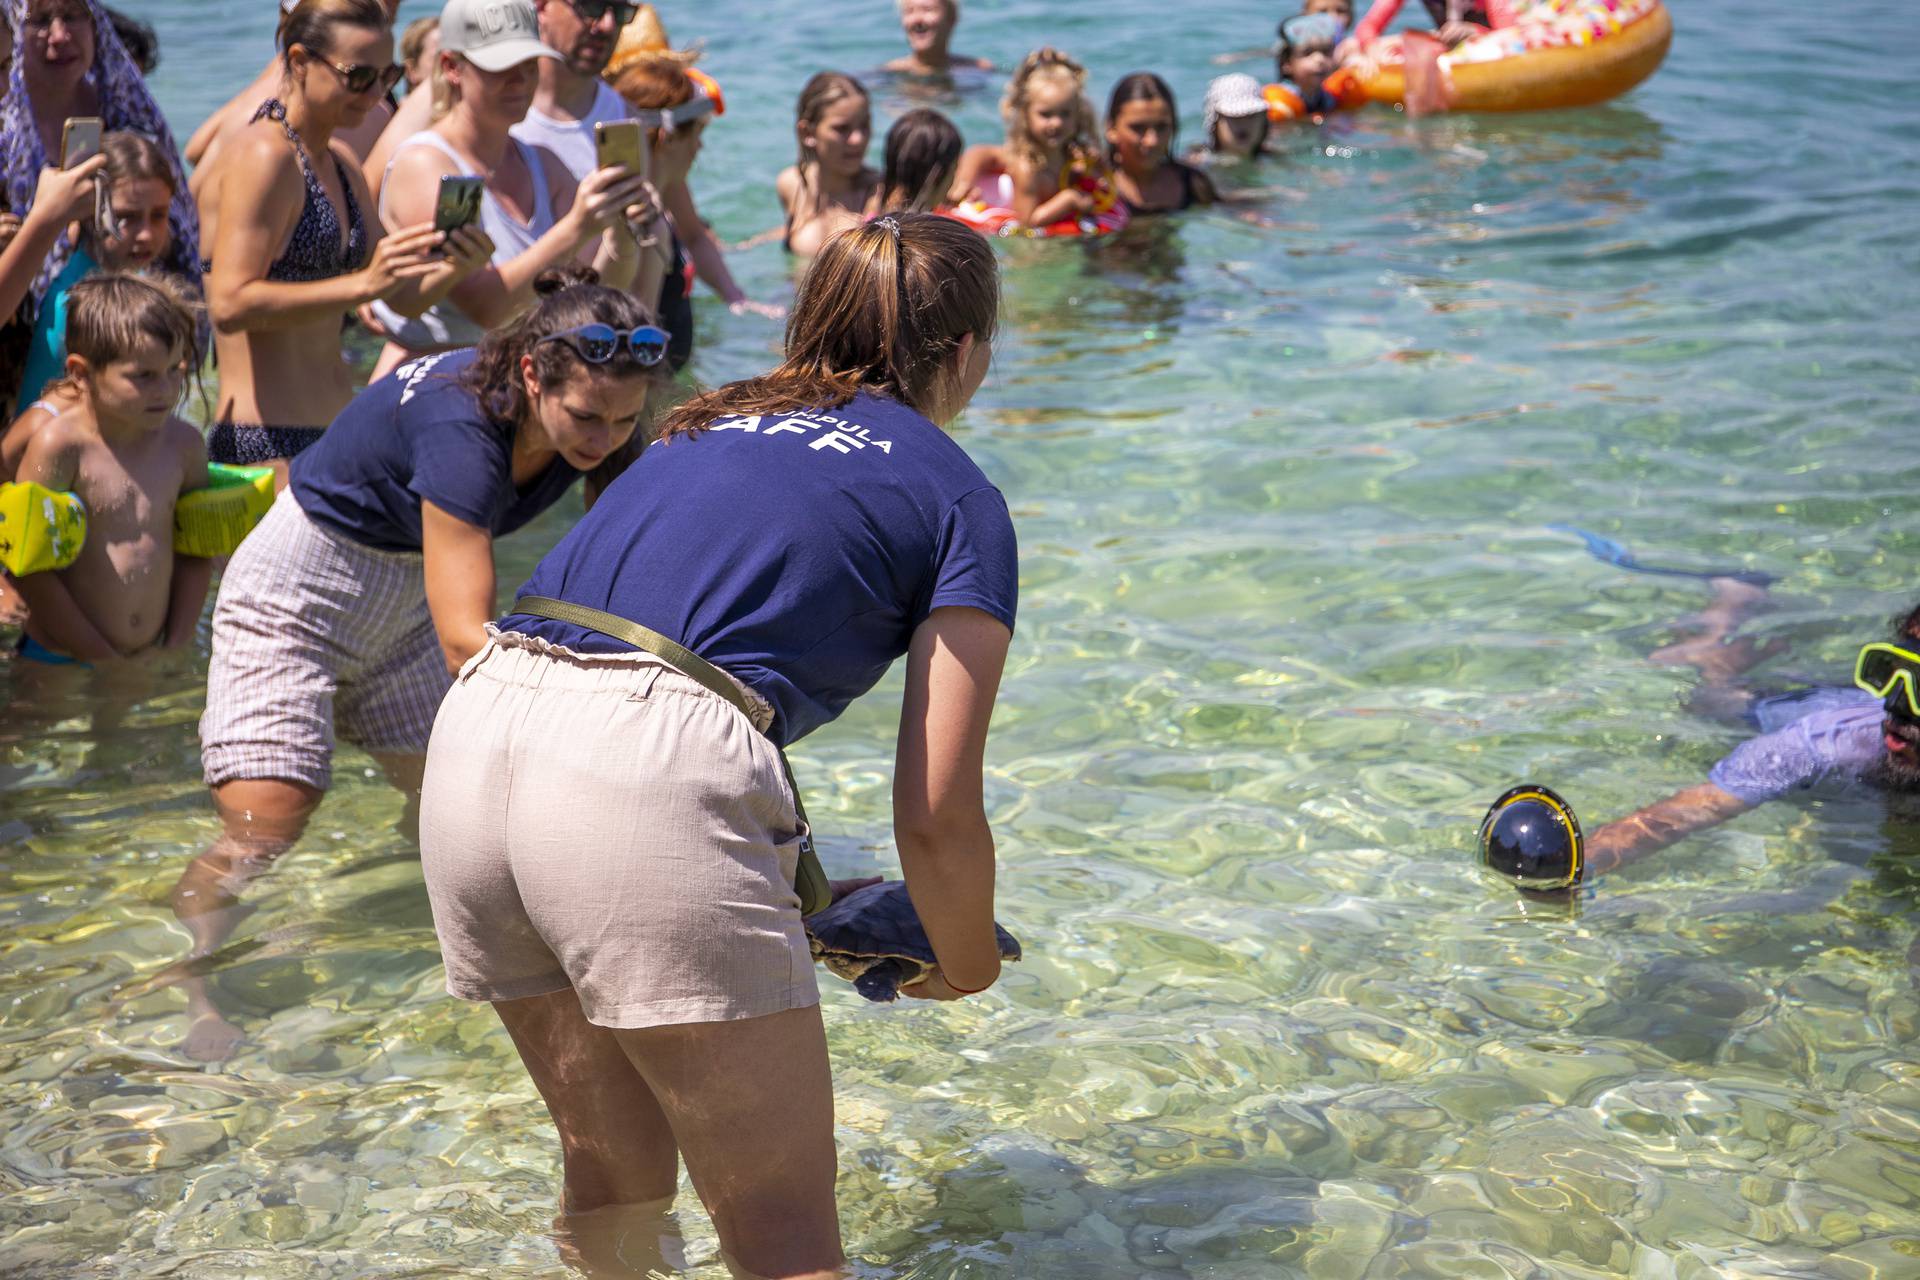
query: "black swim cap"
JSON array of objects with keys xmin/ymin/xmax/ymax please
[{"xmin": 1478, "ymin": 784, "xmax": 1584, "ymax": 890}]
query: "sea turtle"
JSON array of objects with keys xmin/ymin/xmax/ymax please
[{"xmin": 805, "ymin": 881, "xmax": 1022, "ymax": 1003}]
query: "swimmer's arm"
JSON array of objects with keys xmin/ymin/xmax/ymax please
[
  {"xmin": 954, "ymin": 144, "xmax": 1003, "ymax": 192},
  {"xmin": 664, "ymin": 179, "xmax": 750, "ymax": 307},
  {"xmin": 163, "ymin": 425, "xmax": 212, "ymax": 650},
  {"xmin": 893, "ymin": 606, "xmax": 1012, "ymax": 999},
  {"xmin": 420, "ymin": 500, "xmax": 496, "ymax": 676},
  {"xmin": 1027, "ymin": 183, "xmax": 1092, "ymax": 225},
  {"xmin": 12, "ymin": 427, "xmax": 118, "ymax": 662},
  {"xmin": 1583, "ymin": 783, "xmax": 1753, "ymax": 878}
]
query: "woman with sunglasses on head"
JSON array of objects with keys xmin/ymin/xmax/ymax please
[
  {"xmin": 199, "ymin": 0, "xmax": 492, "ymax": 480},
  {"xmin": 175, "ymin": 267, "xmax": 668, "ymax": 1062},
  {"xmin": 366, "ymin": 0, "xmax": 655, "ymax": 382},
  {"xmin": 416, "ymin": 214, "xmax": 1016, "ymax": 1278}
]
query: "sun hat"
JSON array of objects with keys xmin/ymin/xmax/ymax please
[
  {"xmin": 1203, "ymin": 73, "xmax": 1269, "ymax": 138},
  {"xmin": 605, "ymin": 4, "xmax": 705, "ymax": 77},
  {"xmin": 438, "ymin": 0, "xmax": 560, "ymax": 73}
]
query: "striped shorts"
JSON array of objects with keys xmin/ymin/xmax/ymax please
[{"xmin": 200, "ymin": 491, "xmax": 451, "ymax": 791}]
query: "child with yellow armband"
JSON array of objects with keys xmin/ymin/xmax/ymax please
[{"xmin": 10, "ymin": 275, "xmax": 212, "ymax": 665}]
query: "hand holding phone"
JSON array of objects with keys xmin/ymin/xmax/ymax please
[
  {"xmin": 60, "ymin": 117, "xmax": 104, "ymax": 170},
  {"xmin": 594, "ymin": 120, "xmax": 649, "ymax": 183},
  {"xmin": 433, "ymin": 174, "xmax": 485, "ymax": 236}
]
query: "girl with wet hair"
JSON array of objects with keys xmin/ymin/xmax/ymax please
[
  {"xmin": 418, "ymin": 213, "xmax": 1017, "ymax": 1277},
  {"xmin": 873, "ymin": 107, "xmax": 965, "ymax": 215},
  {"xmin": 177, "ymin": 267, "xmax": 666, "ymax": 1062},
  {"xmin": 774, "ymin": 71, "xmax": 880, "ymax": 257},
  {"xmin": 1104, "ymin": 73, "xmax": 1217, "ymax": 214}
]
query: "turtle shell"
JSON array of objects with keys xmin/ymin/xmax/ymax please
[{"xmin": 805, "ymin": 881, "xmax": 1022, "ymax": 1002}]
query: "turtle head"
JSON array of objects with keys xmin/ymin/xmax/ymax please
[{"xmin": 853, "ymin": 958, "xmax": 921, "ymax": 1003}]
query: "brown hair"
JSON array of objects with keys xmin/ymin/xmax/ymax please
[
  {"xmin": 658, "ymin": 213, "xmax": 997, "ymax": 440},
  {"xmin": 880, "ymin": 109, "xmax": 963, "ymax": 213},
  {"xmin": 277, "ymin": 0, "xmax": 389, "ymax": 70},
  {"xmin": 1002, "ymin": 47, "xmax": 1097, "ymax": 170},
  {"xmin": 55, "ymin": 272, "xmax": 203, "ymax": 392},
  {"xmin": 792, "ymin": 71, "xmax": 869, "ymax": 186},
  {"xmin": 457, "ymin": 267, "xmax": 662, "ymax": 434},
  {"xmin": 399, "ymin": 13, "xmax": 438, "ymax": 76}
]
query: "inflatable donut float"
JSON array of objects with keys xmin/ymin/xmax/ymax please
[
  {"xmin": 951, "ymin": 170, "xmax": 1131, "ymax": 240},
  {"xmin": 1342, "ymin": 0, "xmax": 1671, "ymax": 114}
]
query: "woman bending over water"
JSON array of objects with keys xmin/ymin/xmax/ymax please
[
  {"xmin": 175, "ymin": 270, "xmax": 666, "ymax": 1062},
  {"xmin": 418, "ymin": 214, "xmax": 1016, "ymax": 1277},
  {"xmin": 201, "ymin": 0, "xmax": 490, "ymax": 477}
]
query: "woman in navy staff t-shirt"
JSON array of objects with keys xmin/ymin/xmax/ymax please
[
  {"xmin": 172, "ymin": 270, "xmax": 665, "ymax": 1062},
  {"xmin": 418, "ymin": 215, "xmax": 1016, "ymax": 1276}
]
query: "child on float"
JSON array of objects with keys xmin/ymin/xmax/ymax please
[
  {"xmin": 1105, "ymin": 73, "xmax": 1216, "ymax": 214},
  {"xmin": 955, "ymin": 47, "xmax": 1112, "ymax": 227},
  {"xmin": 773, "ymin": 72, "xmax": 880, "ymax": 257},
  {"xmin": 872, "ymin": 108, "xmax": 964, "ymax": 216},
  {"xmin": 1269, "ymin": 12, "xmax": 1352, "ymax": 121},
  {"xmin": 882, "ymin": 0, "xmax": 992, "ymax": 78},
  {"xmin": 10, "ymin": 132, "xmax": 180, "ymax": 435},
  {"xmin": 10, "ymin": 274, "xmax": 211, "ymax": 664},
  {"xmin": 1197, "ymin": 74, "xmax": 1275, "ymax": 160}
]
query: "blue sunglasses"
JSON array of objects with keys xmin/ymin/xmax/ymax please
[{"xmin": 541, "ymin": 323, "xmax": 672, "ymax": 368}]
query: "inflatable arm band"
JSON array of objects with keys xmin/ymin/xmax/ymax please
[
  {"xmin": 174, "ymin": 464, "xmax": 275, "ymax": 558},
  {"xmin": 0, "ymin": 481, "xmax": 87, "ymax": 577}
]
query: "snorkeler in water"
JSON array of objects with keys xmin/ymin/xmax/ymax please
[{"xmin": 1482, "ymin": 582, "xmax": 1920, "ymax": 891}]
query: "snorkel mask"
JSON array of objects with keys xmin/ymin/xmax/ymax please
[
  {"xmin": 1856, "ymin": 641, "xmax": 1920, "ymax": 720},
  {"xmin": 1478, "ymin": 784, "xmax": 1585, "ymax": 892},
  {"xmin": 633, "ymin": 93, "xmax": 717, "ymax": 135}
]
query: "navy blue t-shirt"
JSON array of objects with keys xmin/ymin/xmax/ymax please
[
  {"xmin": 291, "ymin": 348, "xmax": 582, "ymax": 552},
  {"xmin": 501, "ymin": 391, "xmax": 1019, "ymax": 746}
]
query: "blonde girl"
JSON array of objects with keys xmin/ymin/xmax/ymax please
[
  {"xmin": 956, "ymin": 47, "xmax": 1109, "ymax": 227},
  {"xmin": 773, "ymin": 71, "xmax": 879, "ymax": 257}
]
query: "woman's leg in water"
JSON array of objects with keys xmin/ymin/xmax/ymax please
[
  {"xmin": 1651, "ymin": 577, "xmax": 1788, "ymax": 719},
  {"xmin": 494, "ymin": 992, "xmax": 843, "ymax": 1280}
]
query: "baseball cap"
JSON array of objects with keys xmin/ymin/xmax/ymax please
[{"xmin": 439, "ymin": 0, "xmax": 561, "ymax": 73}]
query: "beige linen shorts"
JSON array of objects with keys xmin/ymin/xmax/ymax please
[
  {"xmin": 418, "ymin": 628, "xmax": 819, "ymax": 1028},
  {"xmin": 200, "ymin": 490, "xmax": 451, "ymax": 791}
]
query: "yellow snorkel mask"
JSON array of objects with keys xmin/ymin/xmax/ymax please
[
  {"xmin": 1855, "ymin": 642, "xmax": 1920, "ymax": 717},
  {"xmin": 1477, "ymin": 784, "xmax": 1585, "ymax": 892}
]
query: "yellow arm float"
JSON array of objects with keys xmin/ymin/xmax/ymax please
[
  {"xmin": 173, "ymin": 463, "xmax": 275, "ymax": 558},
  {"xmin": 0, "ymin": 480, "xmax": 88, "ymax": 577}
]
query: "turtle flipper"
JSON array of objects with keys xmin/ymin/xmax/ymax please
[{"xmin": 853, "ymin": 959, "xmax": 912, "ymax": 1003}]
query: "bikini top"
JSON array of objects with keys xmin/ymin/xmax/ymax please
[{"xmin": 251, "ymin": 99, "xmax": 369, "ymax": 283}]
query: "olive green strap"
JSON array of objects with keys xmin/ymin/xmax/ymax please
[{"xmin": 512, "ymin": 596, "xmax": 832, "ymax": 916}]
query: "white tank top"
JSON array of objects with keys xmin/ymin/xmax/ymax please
[
  {"xmin": 370, "ymin": 130, "xmax": 559, "ymax": 351},
  {"xmin": 509, "ymin": 81, "xmax": 632, "ymax": 185}
]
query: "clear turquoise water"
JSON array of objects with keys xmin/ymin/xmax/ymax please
[{"xmin": 6, "ymin": 1, "xmax": 1920, "ymax": 1275}]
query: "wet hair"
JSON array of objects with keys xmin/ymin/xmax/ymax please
[
  {"xmin": 1002, "ymin": 47, "xmax": 1098, "ymax": 170},
  {"xmin": 792, "ymin": 71, "xmax": 870, "ymax": 184},
  {"xmin": 1893, "ymin": 601, "xmax": 1920, "ymax": 643},
  {"xmin": 1104, "ymin": 72, "xmax": 1178, "ymax": 167},
  {"xmin": 610, "ymin": 53, "xmax": 697, "ymax": 120},
  {"xmin": 399, "ymin": 14, "xmax": 437, "ymax": 84},
  {"xmin": 55, "ymin": 272, "xmax": 202, "ymax": 390},
  {"xmin": 103, "ymin": 6, "xmax": 158, "ymax": 74},
  {"xmin": 277, "ymin": 0, "xmax": 389, "ymax": 72},
  {"xmin": 658, "ymin": 213, "xmax": 997, "ymax": 440},
  {"xmin": 458, "ymin": 267, "xmax": 662, "ymax": 435},
  {"xmin": 879, "ymin": 109, "xmax": 963, "ymax": 213}
]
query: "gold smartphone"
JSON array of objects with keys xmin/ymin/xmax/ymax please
[
  {"xmin": 594, "ymin": 119, "xmax": 650, "ymax": 181},
  {"xmin": 60, "ymin": 117, "xmax": 104, "ymax": 169}
]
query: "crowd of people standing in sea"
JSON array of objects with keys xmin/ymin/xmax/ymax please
[{"xmin": 5, "ymin": 1, "xmax": 1920, "ymax": 1276}]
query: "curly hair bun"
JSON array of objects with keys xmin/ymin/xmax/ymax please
[{"xmin": 534, "ymin": 266, "xmax": 602, "ymax": 296}]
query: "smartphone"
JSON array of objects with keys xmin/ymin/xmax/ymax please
[
  {"xmin": 594, "ymin": 119, "xmax": 649, "ymax": 183},
  {"xmin": 60, "ymin": 117, "xmax": 104, "ymax": 169},
  {"xmin": 433, "ymin": 174, "xmax": 484, "ymax": 235}
]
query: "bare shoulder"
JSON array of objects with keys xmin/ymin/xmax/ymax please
[
  {"xmin": 220, "ymin": 124, "xmax": 305, "ymax": 194},
  {"xmin": 775, "ymin": 165, "xmax": 802, "ymax": 202},
  {"xmin": 387, "ymin": 134, "xmax": 461, "ymax": 183},
  {"xmin": 17, "ymin": 411, "xmax": 91, "ymax": 487},
  {"xmin": 162, "ymin": 415, "xmax": 208, "ymax": 458}
]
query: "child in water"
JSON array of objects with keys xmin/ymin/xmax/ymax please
[
  {"xmin": 957, "ymin": 48, "xmax": 1111, "ymax": 227},
  {"xmin": 7, "ymin": 132, "xmax": 183, "ymax": 452},
  {"xmin": 11, "ymin": 275, "xmax": 211, "ymax": 664},
  {"xmin": 1271, "ymin": 12, "xmax": 1348, "ymax": 120},
  {"xmin": 1198, "ymin": 74, "xmax": 1275, "ymax": 159},
  {"xmin": 1105, "ymin": 74, "xmax": 1217, "ymax": 214},
  {"xmin": 872, "ymin": 109, "xmax": 965, "ymax": 215},
  {"xmin": 775, "ymin": 72, "xmax": 881, "ymax": 257}
]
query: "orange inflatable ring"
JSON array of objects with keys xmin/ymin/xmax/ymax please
[
  {"xmin": 951, "ymin": 169, "xmax": 1130, "ymax": 240},
  {"xmin": 1346, "ymin": 0, "xmax": 1671, "ymax": 113},
  {"xmin": 1263, "ymin": 71, "xmax": 1368, "ymax": 123}
]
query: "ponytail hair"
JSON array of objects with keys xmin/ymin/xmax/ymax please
[
  {"xmin": 277, "ymin": 0, "xmax": 389, "ymax": 70},
  {"xmin": 658, "ymin": 213, "xmax": 997, "ymax": 440},
  {"xmin": 880, "ymin": 109, "xmax": 964, "ymax": 214},
  {"xmin": 457, "ymin": 267, "xmax": 663, "ymax": 433}
]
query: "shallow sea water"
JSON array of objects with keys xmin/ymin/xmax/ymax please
[{"xmin": 6, "ymin": 0, "xmax": 1920, "ymax": 1275}]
